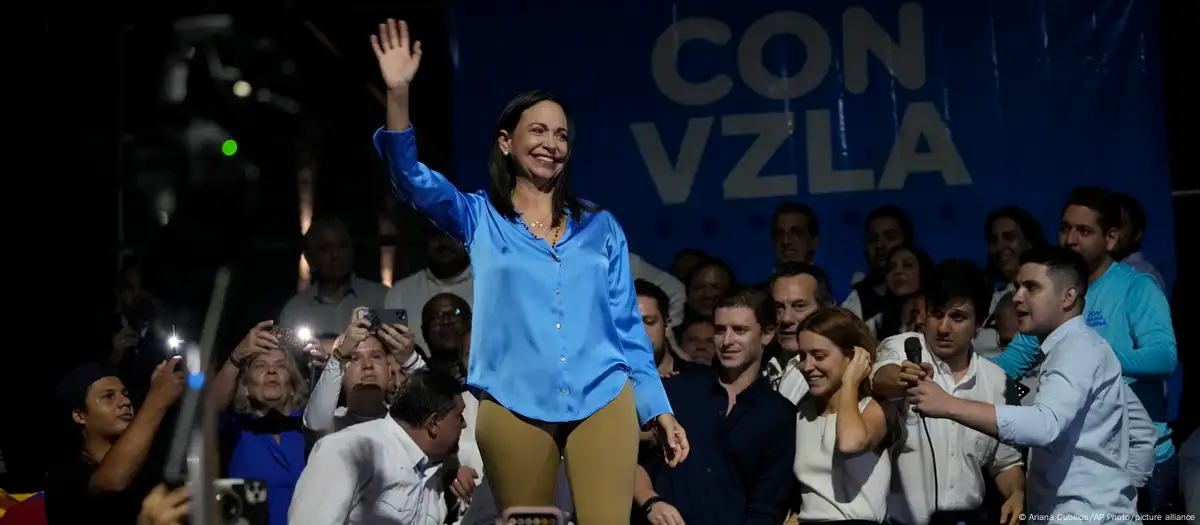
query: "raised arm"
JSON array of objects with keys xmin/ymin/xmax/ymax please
[
  {"xmin": 303, "ymin": 357, "xmax": 345, "ymax": 435},
  {"xmin": 371, "ymin": 19, "xmax": 482, "ymax": 243},
  {"xmin": 607, "ymin": 218, "xmax": 672, "ymax": 425}
]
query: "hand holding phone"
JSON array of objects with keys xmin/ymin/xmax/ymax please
[{"xmin": 360, "ymin": 309, "xmax": 409, "ymax": 331}]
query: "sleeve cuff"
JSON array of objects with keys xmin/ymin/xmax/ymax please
[{"xmin": 994, "ymin": 403, "xmax": 1020, "ymax": 443}]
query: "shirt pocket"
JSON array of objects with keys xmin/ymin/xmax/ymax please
[
  {"xmin": 377, "ymin": 488, "xmax": 423, "ymax": 523},
  {"xmin": 964, "ymin": 430, "xmax": 996, "ymax": 465}
]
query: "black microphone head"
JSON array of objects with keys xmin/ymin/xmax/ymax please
[{"xmin": 904, "ymin": 336, "xmax": 922, "ymax": 365}]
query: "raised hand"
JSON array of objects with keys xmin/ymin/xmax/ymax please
[
  {"xmin": 231, "ymin": 321, "xmax": 278, "ymax": 367},
  {"xmin": 842, "ymin": 346, "xmax": 873, "ymax": 388},
  {"xmin": 370, "ymin": 19, "xmax": 422, "ymax": 91}
]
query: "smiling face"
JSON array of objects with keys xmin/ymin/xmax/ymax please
[
  {"xmin": 988, "ymin": 217, "xmax": 1033, "ymax": 282},
  {"xmin": 498, "ymin": 100, "xmax": 569, "ymax": 185},
  {"xmin": 795, "ymin": 330, "xmax": 851, "ymax": 399},
  {"xmin": 712, "ymin": 306, "xmax": 773, "ymax": 371}
]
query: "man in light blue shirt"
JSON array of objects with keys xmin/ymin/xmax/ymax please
[
  {"xmin": 907, "ymin": 246, "xmax": 1157, "ymax": 523},
  {"xmin": 989, "ymin": 187, "xmax": 1178, "ymax": 513}
]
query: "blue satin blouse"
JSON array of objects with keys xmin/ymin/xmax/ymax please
[{"xmin": 374, "ymin": 127, "xmax": 672, "ymax": 425}]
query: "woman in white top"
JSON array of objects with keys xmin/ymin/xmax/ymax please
[{"xmin": 790, "ymin": 308, "xmax": 892, "ymax": 524}]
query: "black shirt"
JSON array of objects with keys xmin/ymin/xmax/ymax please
[
  {"xmin": 639, "ymin": 362, "xmax": 796, "ymax": 525},
  {"xmin": 43, "ymin": 452, "xmax": 156, "ymax": 525}
]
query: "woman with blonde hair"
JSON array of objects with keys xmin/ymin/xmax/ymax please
[
  {"xmin": 208, "ymin": 321, "xmax": 316, "ymax": 525},
  {"xmin": 789, "ymin": 308, "xmax": 893, "ymax": 524}
]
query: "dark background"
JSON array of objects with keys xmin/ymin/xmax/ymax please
[{"xmin": 4, "ymin": 1, "xmax": 1193, "ymax": 491}]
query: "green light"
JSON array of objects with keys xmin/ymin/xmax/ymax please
[{"xmin": 221, "ymin": 139, "xmax": 239, "ymax": 156}]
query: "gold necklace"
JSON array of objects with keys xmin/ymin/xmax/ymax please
[
  {"xmin": 524, "ymin": 211, "xmax": 552, "ymax": 229},
  {"xmin": 519, "ymin": 215, "xmax": 562, "ymax": 246}
]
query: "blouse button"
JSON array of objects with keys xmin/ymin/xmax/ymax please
[{"xmin": 556, "ymin": 322, "xmax": 562, "ymax": 329}]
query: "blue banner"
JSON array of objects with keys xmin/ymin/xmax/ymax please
[{"xmin": 446, "ymin": 0, "xmax": 1174, "ymax": 296}]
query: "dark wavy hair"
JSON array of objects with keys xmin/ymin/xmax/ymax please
[{"xmin": 486, "ymin": 90, "xmax": 598, "ymax": 228}]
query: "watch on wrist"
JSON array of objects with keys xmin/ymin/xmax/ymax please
[{"xmin": 640, "ymin": 496, "xmax": 665, "ymax": 516}]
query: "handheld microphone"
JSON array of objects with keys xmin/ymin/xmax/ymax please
[
  {"xmin": 904, "ymin": 335, "xmax": 940, "ymax": 510},
  {"xmin": 904, "ymin": 336, "xmax": 922, "ymax": 365}
]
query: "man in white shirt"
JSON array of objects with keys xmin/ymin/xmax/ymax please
[
  {"xmin": 906, "ymin": 246, "xmax": 1158, "ymax": 523},
  {"xmin": 289, "ymin": 370, "xmax": 467, "ymax": 525},
  {"xmin": 281, "ymin": 217, "xmax": 390, "ymax": 337},
  {"xmin": 768, "ymin": 262, "xmax": 834, "ymax": 402},
  {"xmin": 870, "ymin": 260, "xmax": 1025, "ymax": 525}
]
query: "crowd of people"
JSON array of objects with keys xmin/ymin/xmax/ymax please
[{"xmin": 1, "ymin": 17, "xmax": 1194, "ymax": 525}]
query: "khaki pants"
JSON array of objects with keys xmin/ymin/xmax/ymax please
[{"xmin": 475, "ymin": 382, "xmax": 639, "ymax": 525}]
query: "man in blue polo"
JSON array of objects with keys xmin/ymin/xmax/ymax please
[{"xmin": 990, "ymin": 186, "xmax": 1178, "ymax": 513}]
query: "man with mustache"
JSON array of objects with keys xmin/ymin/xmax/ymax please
[
  {"xmin": 767, "ymin": 262, "xmax": 834, "ymax": 403},
  {"xmin": 871, "ymin": 260, "xmax": 1026, "ymax": 525},
  {"xmin": 44, "ymin": 359, "xmax": 184, "ymax": 524}
]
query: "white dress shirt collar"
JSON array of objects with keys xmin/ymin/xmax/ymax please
[{"xmin": 387, "ymin": 417, "xmax": 435, "ymax": 473}]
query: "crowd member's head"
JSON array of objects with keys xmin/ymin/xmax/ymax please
[
  {"xmin": 712, "ymin": 288, "xmax": 776, "ymax": 375},
  {"xmin": 389, "ymin": 370, "xmax": 467, "ymax": 461},
  {"xmin": 1012, "ymin": 246, "xmax": 1089, "ymax": 339},
  {"xmin": 675, "ymin": 318, "xmax": 715, "ymax": 365},
  {"xmin": 1110, "ymin": 192, "xmax": 1147, "ymax": 261},
  {"xmin": 636, "ymin": 279, "xmax": 671, "ymax": 362},
  {"xmin": 234, "ymin": 348, "xmax": 308, "ymax": 416},
  {"xmin": 922, "ymin": 259, "xmax": 992, "ymax": 362},
  {"xmin": 769, "ymin": 262, "xmax": 833, "ymax": 356},
  {"xmin": 772, "ymin": 202, "xmax": 820, "ymax": 264},
  {"xmin": 1059, "ymin": 185, "xmax": 1119, "ymax": 280},
  {"xmin": 304, "ymin": 216, "xmax": 355, "ymax": 285},
  {"xmin": 992, "ymin": 291, "xmax": 1018, "ymax": 351},
  {"xmin": 424, "ymin": 223, "xmax": 470, "ymax": 280},
  {"xmin": 58, "ymin": 363, "xmax": 133, "ymax": 446},
  {"xmin": 885, "ymin": 244, "xmax": 935, "ymax": 299},
  {"xmin": 864, "ymin": 206, "xmax": 914, "ymax": 277},
  {"xmin": 795, "ymin": 308, "xmax": 878, "ymax": 400},
  {"xmin": 421, "ymin": 293, "xmax": 471, "ymax": 364},
  {"xmin": 984, "ymin": 205, "xmax": 1046, "ymax": 283},
  {"xmin": 685, "ymin": 258, "xmax": 736, "ymax": 320},
  {"xmin": 671, "ymin": 248, "xmax": 708, "ymax": 282},
  {"xmin": 342, "ymin": 335, "xmax": 391, "ymax": 416}
]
